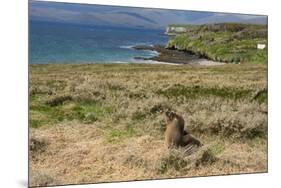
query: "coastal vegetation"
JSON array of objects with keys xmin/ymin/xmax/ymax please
[
  {"xmin": 29, "ymin": 63, "xmax": 267, "ymax": 186},
  {"xmin": 166, "ymin": 23, "xmax": 267, "ymax": 64}
]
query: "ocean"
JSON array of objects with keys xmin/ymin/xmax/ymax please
[{"xmin": 29, "ymin": 21, "xmax": 169, "ymax": 64}]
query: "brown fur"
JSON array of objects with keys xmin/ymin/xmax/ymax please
[
  {"xmin": 164, "ymin": 111, "xmax": 184, "ymax": 148},
  {"xmin": 164, "ymin": 111, "xmax": 201, "ymax": 148},
  {"xmin": 180, "ymin": 134, "xmax": 201, "ymax": 147}
]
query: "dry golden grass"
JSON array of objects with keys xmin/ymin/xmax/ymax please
[{"xmin": 29, "ymin": 63, "xmax": 267, "ymax": 187}]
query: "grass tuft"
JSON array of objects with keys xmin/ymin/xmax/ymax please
[
  {"xmin": 195, "ymin": 148, "xmax": 218, "ymax": 166},
  {"xmin": 46, "ymin": 95, "xmax": 72, "ymax": 107},
  {"xmin": 209, "ymin": 143, "xmax": 225, "ymax": 156},
  {"xmin": 30, "ymin": 137, "xmax": 48, "ymax": 154},
  {"xmin": 252, "ymin": 89, "xmax": 267, "ymax": 104},
  {"xmin": 30, "ymin": 170, "xmax": 59, "ymax": 187},
  {"xmin": 157, "ymin": 149, "xmax": 188, "ymax": 174},
  {"xmin": 157, "ymin": 85, "xmax": 252, "ymax": 100}
]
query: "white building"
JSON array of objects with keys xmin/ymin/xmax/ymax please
[{"xmin": 257, "ymin": 44, "xmax": 266, "ymax": 50}]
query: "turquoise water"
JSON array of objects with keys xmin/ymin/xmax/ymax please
[{"xmin": 29, "ymin": 21, "xmax": 168, "ymax": 64}]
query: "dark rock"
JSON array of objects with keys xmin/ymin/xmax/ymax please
[{"xmin": 133, "ymin": 44, "xmax": 201, "ymax": 64}]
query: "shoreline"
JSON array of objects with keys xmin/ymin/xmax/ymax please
[
  {"xmin": 30, "ymin": 59, "xmax": 224, "ymax": 66},
  {"xmin": 133, "ymin": 44, "xmax": 225, "ymax": 66},
  {"xmin": 30, "ymin": 45, "xmax": 225, "ymax": 66}
]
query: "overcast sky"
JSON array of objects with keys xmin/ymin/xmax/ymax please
[{"xmin": 29, "ymin": 0, "xmax": 267, "ymax": 29}]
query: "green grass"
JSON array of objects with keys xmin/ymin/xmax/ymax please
[
  {"xmin": 210, "ymin": 142, "xmax": 225, "ymax": 156},
  {"xmin": 30, "ymin": 119, "xmax": 43, "ymax": 128},
  {"xmin": 72, "ymin": 101, "xmax": 113, "ymax": 123},
  {"xmin": 106, "ymin": 126, "xmax": 137, "ymax": 143},
  {"xmin": 30, "ymin": 96, "xmax": 113, "ymax": 128}
]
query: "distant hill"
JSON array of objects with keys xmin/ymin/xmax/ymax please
[{"xmin": 29, "ymin": 1, "xmax": 267, "ymax": 30}]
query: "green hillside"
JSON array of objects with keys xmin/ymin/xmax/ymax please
[{"xmin": 166, "ymin": 23, "xmax": 267, "ymax": 64}]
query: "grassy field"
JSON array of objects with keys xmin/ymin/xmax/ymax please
[
  {"xmin": 166, "ymin": 23, "xmax": 267, "ymax": 64},
  {"xmin": 29, "ymin": 63, "xmax": 267, "ymax": 187}
]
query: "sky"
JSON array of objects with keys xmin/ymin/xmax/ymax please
[{"xmin": 29, "ymin": 0, "xmax": 267, "ymax": 29}]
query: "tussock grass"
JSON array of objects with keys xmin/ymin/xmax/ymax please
[
  {"xmin": 156, "ymin": 85, "xmax": 253, "ymax": 100},
  {"xmin": 252, "ymin": 88, "xmax": 267, "ymax": 104},
  {"xmin": 46, "ymin": 95, "xmax": 73, "ymax": 107},
  {"xmin": 156, "ymin": 145, "xmax": 219, "ymax": 175},
  {"xmin": 157, "ymin": 148, "xmax": 189, "ymax": 174},
  {"xmin": 29, "ymin": 63, "xmax": 267, "ymax": 186},
  {"xmin": 30, "ymin": 137, "xmax": 48, "ymax": 156},
  {"xmin": 30, "ymin": 170, "xmax": 59, "ymax": 187}
]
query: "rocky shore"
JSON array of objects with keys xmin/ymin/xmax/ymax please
[{"xmin": 133, "ymin": 44, "xmax": 223, "ymax": 65}]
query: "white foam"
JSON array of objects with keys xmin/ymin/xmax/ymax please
[
  {"xmin": 132, "ymin": 59, "xmax": 180, "ymax": 65},
  {"xmin": 107, "ymin": 61, "xmax": 131, "ymax": 64},
  {"xmin": 146, "ymin": 50, "xmax": 159, "ymax": 56},
  {"xmin": 119, "ymin": 45, "xmax": 134, "ymax": 49},
  {"xmin": 119, "ymin": 43, "xmax": 153, "ymax": 49}
]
